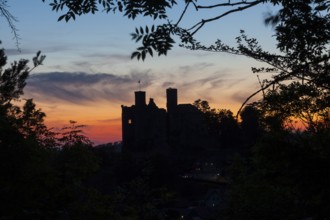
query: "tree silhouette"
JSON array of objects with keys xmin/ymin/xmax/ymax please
[
  {"xmin": 186, "ymin": 1, "xmax": 329, "ymax": 127},
  {"xmin": 240, "ymin": 105, "xmax": 263, "ymax": 146},
  {"xmin": 206, "ymin": 2, "xmax": 330, "ymax": 217},
  {"xmin": 225, "ymin": 130, "xmax": 330, "ymax": 219},
  {"xmin": 0, "ymin": 45, "xmax": 112, "ymax": 219},
  {"xmin": 193, "ymin": 99, "xmax": 240, "ymax": 146},
  {"xmin": 57, "ymin": 120, "xmax": 93, "ymax": 147},
  {"xmin": 0, "ymin": 45, "xmax": 48, "ymax": 144}
]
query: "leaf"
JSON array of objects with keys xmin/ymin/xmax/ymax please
[
  {"xmin": 141, "ymin": 50, "xmax": 146, "ymax": 61},
  {"xmin": 71, "ymin": 12, "xmax": 76, "ymax": 20},
  {"xmin": 147, "ymin": 47, "xmax": 153, "ymax": 57},
  {"xmin": 315, "ymin": 5, "xmax": 328, "ymax": 11},
  {"xmin": 135, "ymin": 35, "xmax": 143, "ymax": 42},
  {"xmin": 131, "ymin": 51, "xmax": 140, "ymax": 59},
  {"xmin": 142, "ymin": 35, "xmax": 148, "ymax": 44},
  {"xmin": 131, "ymin": 33, "xmax": 137, "ymax": 39},
  {"xmin": 58, "ymin": 14, "xmax": 66, "ymax": 21}
]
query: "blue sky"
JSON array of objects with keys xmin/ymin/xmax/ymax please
[{"xmin": 1, "ymin": 1, "xmax": 279, "ymax": 143}]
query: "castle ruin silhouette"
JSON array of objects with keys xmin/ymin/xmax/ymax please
[{"xmin": 121, "ymin": 88, "xmax": 209, "ymax": 151}]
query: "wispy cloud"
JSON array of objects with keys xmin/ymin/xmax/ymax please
[
  {"xmin": 162, "ymin": 81, "xmax": 175, "ymax": 88},
  {"xmin": 97, "ymin": 117, "xmax": 121, "ymax": 123},
  {"xmin": 231, "ymin": 82, "xmax": 261, "ymax": 104},
  {"xmin": 4, "ymin": 45, "xmax": 70, "ymax": 56},
  {"xmin": 179, "ymin": 62, "xmax": 214, "ymax": 75},
  {"xmin": 82, "ymin": 53, "xmax": 130, "ymax": 61},
  {"xmin": 4, "ymin": 48, "xmax": 35, "ymax": 56},
  {"xmin": 162, "ymin": 72, "xmax": 240, "ymax": 92},
  {"xmin": 25, "ymin": 72, "xmax": 154, "ymax": 104}
]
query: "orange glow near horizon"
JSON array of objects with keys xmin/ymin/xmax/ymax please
[
  {"xmin": 45, "ymin": 118, "xmax": 122, "ymax": 145},
  {"xmin": 37, "ymin": 100, "xmax": 123, "ymax": 145},
  {"xmin": 34, "ymin": 97, "xmax": 315, "ymax": 146},
  {"xmin": 31, "ymin": 86, "xmax": 253, "ymax": 145}
]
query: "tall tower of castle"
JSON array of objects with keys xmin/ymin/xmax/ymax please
[
  {"xmin": 166, "ymin": 88, "xmax": 177, "ymax": 113},
  {"xmin": 135, "ymin": 91, "xmax": 146, "ymax": 107}
]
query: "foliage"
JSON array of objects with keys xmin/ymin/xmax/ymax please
[
  {"xmin": 57, "ymin": 120, "xmax": 94, "ymax": 147},
  {"xmin": 240, "ymin": 105, "xmax": 263, "ymax": 145},
  {"xmin": 193, "ymin": 99, "xmax": 240, "ymax": 146},
  {"xmin": 255, "ymin": 82, "xmax": 330, "ymax": 133},
  {"xmin": 42, "ymin": 0, "xmax": 177, "ymax": 21},
  {"xmin": 130, "ymin": 24, "xmax": 177, "ymax": 59},
  {"xmin": 111, "ymin": 153, "xmax": 178, "ymax": 220},
  {"xmin": 0, "ymin": 46, "xmax": 50, "ymax": 144},
  {"xmin": 185, "ymin": 1, "xmax": 329, "ymax": 128},
  {"xmin": 217, "ymin": 3, "xmax": 330, "ymax": 215},
  {"xmin": 0, "ymin": 46, "xmax": 110, "ymax": 219},
  {"xmin": 225, "ymin": 130, "xmax": 330, "ymax": 219},
  {"xmin": 0, "ymin": 49, "xmax": 40, "ymax": 104},
  {"xmin": 215, "ymin": 1, "xmax": 330, "ymax": 218},
  {"xmin": 0, "ymin": 45, "xmax": 92, "ymax": 148},
  {"xmin": 114, "ymin": 177, "xmax": 164, "ymax": 220}
]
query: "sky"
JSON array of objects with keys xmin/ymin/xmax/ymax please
[{"xmin": 1, "ymin": 1, "xmax": 279, "ymax": 145}]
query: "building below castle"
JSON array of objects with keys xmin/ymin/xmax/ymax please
[{"xmin": 121, "ymin": 88, "xmax": 209, "ymax": 151}]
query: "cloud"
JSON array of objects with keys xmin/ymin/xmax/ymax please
[
  {"xmin": 3, "ymin": 48, "xmax": 35, "ymax": 56},
  {"xmin": 161, "ymin": 65, "xmax": 243, "ymax": 92},
  {"xmin": 179, "ymin": 62, "xmax": 214, "ymax": 75},
  {"xmin": 25, "ymin": 71, "xmax": 154, "ymax": 104},
  {"xmin": 169, "ymin": 72, "xmax": 235, "ymax": 91},
  {"xmin": 72, "ymin": 53, "xmax": 130, "ymax": 70},
  {"xmin": 82, "ymin": 53, "xmax": 130, "ymax": 61},
  {"xmin": 97, "ymin": 117, "xmax": 121, "ymax": 123},
  {"xmin": 231, "ymin": 91, "xmax": 250, "ymax": 104},
  {"xmin": 4, "ymin": 45, "xmax": 70, "ymax": 56},
  {"xmin": 230, "ymin": 82, "xmax": 261, "ymax": 104},
  {"xmin": 162, "ymin": 81, "xmax": 175, "ymax": 88}
]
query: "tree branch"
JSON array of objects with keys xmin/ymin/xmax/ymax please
[
  {"xmin": 196, "ymin": 1, "xmax": 260, "ymax": 9},
  {"xmin": 188, "ymin": 0, "xmax": 263, "ymax": 36},
  {"xmin": 0, "ymin": 1, "xmax": 20, "ymax": 50},
  {"xmin": 176, "ymin": 1, "xmax": 191, "ymax": 26},
  {"xmin": 235, "ymin": 67, "xmax": 325, "ymax": 118}
]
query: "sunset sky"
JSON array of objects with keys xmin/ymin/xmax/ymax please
[{"xmin": 1, "ymin": 1, "xmax": 279, "ymax": 144}]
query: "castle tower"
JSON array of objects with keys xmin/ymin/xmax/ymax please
[
  {"xmin": 166, "ymin": 88, "xmax": 177, "ymax": 113},
  {"xmin": 135, "ymin": 91, "xmax": 146, "ymax": 107}
]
